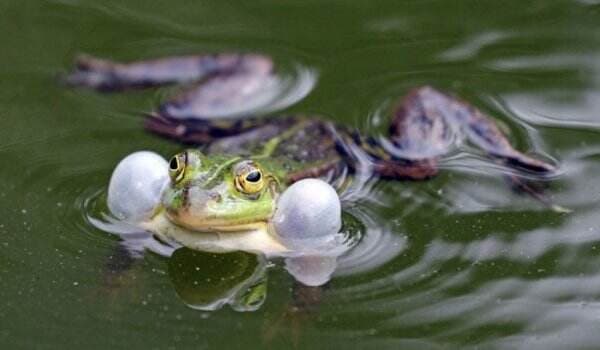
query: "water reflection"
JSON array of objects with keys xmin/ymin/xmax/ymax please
[
  {"xmin": 440, "ymin": 31, "xmax": 510, "ymax": 62},
  {"xmin": 86, "ymin": 186, "xmax": 406, "ymax": 311},
  {"xmin": 168, "ymin": 249, "xmax": 267, "ymax": 311},
  {"xmin": 5, "ymin": 1, "xmax": 600, "ymax": 347}
]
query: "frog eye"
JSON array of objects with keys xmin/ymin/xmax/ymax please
[
  {"xmin": 234, "ymin": 161, "xmax": 265, "ymax": 195},
  {"xmin": 168, "ymin": 153, "xmax": 186, "ymax": 183}
]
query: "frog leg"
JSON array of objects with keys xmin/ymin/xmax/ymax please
[
  {"xmin": 144, "ymin": 113, "xmax": 279, "ymax": 145},
  {"xmin": 388, "ymin": 86, "xmax": 555, "ymax": 173},
  {"xmin": 374, "ymin": 86, "xmax": 559, "ymax": 205},
  {"xmin": 66, "ymin": 53, "xmax": 279, "ymax": 144},
  {"xmin": 65, "ymin": 53, "xmax": 273, "ymax": 92},
  {"xmin": 144, "ymin": 52, "xmax": 280, "ymax": 144}
]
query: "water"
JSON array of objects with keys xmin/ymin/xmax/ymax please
[{"xmin": 2, "ymin": 0, "xmax": 600, "ymax": 348}]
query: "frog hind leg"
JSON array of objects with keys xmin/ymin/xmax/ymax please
[
  {"xmin": 66, "ymin": 53, "xmax": 277, "ymax": 145},
  {"xmin": 375, "ymin": 86, "xmax": 558, "ymax": 206},
  {"xmin": 389, "ymin": 86, "xmax": 555, "ymax": 173},
  {"xmin": 143, "ymin": 112, "xmax": 273, "ymax": 146},
  {"xmin": 145, "ymin": 53, "xmax": 277, "ymax": 144},
  {"xmin": 64, "ymin": 53, "xmax": 272, "ymax": 92}
]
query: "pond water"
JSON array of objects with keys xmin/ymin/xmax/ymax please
[{"xmin": 3, "ymin": 0, "xmax": 600, "ymax": 348}]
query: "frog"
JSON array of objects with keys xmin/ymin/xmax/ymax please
[
  {"xmin": 66, "ymin": 52, "xmax": 559, "ymax": 311},
  {"xmin": 143, "ymin": 149, "xmax": 346, "ymax": 254},
  {"xmin": 66, "ymin": 52, "xmax": 558, "ymax": 209}
]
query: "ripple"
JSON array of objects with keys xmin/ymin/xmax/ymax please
[
  {"xmin": 439, "ymin": 31, "xmax": 511, "ymax": 62},
  {"xmin": 335, "ymin": 206, "xmax": 407, "ymax": 277},
  {"xmin": 491, "ymin": 52, "xmax": 600, "ymax": 128},
  {"xmin": 265, "ymin": 63, "xmax": 318, "ymax": 114},
  {"xmin": 168, "ymin": 62, "xmax": 317, "ymax": 120},
  {"xmin": 83, "ymin": 188, "xmax": 177, "ymax": 258},
  {"xmin": 5, "ymin": 3, "xmax": 600, "ymax": 346}
]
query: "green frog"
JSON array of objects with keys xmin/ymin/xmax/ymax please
[
  {"xmin": 67, "ymin": 53, "xmax": 559, "ymax": 252},
  {"xmin": 67, "ymin": 53, "xmax": 560, "ymax": 313},
  {"xmin": 137, "ymin": 148, "xmax": 345, "ymax": 255}
]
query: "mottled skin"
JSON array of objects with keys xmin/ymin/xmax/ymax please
[{"xmin": 67, "ymin": 53, "xmax": 556, "ymax": 205}]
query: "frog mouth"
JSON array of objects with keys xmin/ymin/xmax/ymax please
[
  {"xmin": 181, "ymin": 221, "xmax": 268, "ymax": 233},
  {"xmin": 141, "ymin": 211, "xmax": 289, "ymax": 255},
  {"xmin": 164, "ymin": 208, "xmax": 268, "ymax": 233}
]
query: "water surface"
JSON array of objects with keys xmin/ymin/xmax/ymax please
[{"xmin": 2, "ymin": 1, "xmax": 600, "ymax": 348}]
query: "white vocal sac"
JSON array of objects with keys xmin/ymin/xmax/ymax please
[
  {"xmin": 107, "ymin": 151, "xmax": 169, "ymax": 222},
  {"xmin": 272, "ymin": 178, "xmax": 342, "ymax": 244}
]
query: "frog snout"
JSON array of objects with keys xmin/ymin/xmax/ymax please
[
  {"xmin": 208, "ymin": 192, "xmax": 222, "ymax": 202},
  {"xmin": 186, "ymin": 186, "xmax": 225, "ymax": 210}
]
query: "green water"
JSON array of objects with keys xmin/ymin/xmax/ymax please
[{"xmin": 3, "ymin": 0, "xmax": 600, "ymax": 348}]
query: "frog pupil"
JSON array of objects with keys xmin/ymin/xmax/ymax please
[
  {"xmin": 246, "ymin": 171, "xmax": 261, "ymax": 183},
  {"xmin": 169, "ymin": 157, "xmax": 179, "ymax": 170}
]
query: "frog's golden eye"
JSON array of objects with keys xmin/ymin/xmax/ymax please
[
  {"xmin": 168, "ymin": 153, "xmax": 186, "ymax": 183},
  {"xmin": 234, "ymin": 161, "xmax": 264, "ymax": 195}
]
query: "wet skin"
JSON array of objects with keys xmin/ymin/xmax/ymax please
[
  {"xmin": 66, "ymin": 53, "xmax": 558, "ymax": 217},
  {"xmin": 161, "ymin": 149, "xmax": 281, "ymax": 233}
]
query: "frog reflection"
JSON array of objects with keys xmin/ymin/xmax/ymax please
[
  {"xmin": 94, "ymin": 209, "xmax": 376, "ymax": 312},
  {"xmin": 164, "ymin": 212, "xmax": 365, "ymax": 311},
  {"xmin": 168, "ymin": 249, "xmax": 343, "ymax": 312},
  {"xmin": 168, "ymin": 249, "xmax": 268, "ymax": 311}
]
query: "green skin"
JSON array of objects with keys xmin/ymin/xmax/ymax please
[
  {"xmin": 160, "ymin": 119, "xmax": 335, "ymax": 235},
  {"xmin": 161, "ymin": 149, "xmax": 290, "ymax": 234}
]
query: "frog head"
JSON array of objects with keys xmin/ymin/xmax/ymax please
[{"xmin": 161, "ymin": 150, "xmax": 281, "ymax": 232}]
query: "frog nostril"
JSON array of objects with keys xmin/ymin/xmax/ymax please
[{"xmin": 209, "ymin": 193, "xmax": 222, "ymax": 202}]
